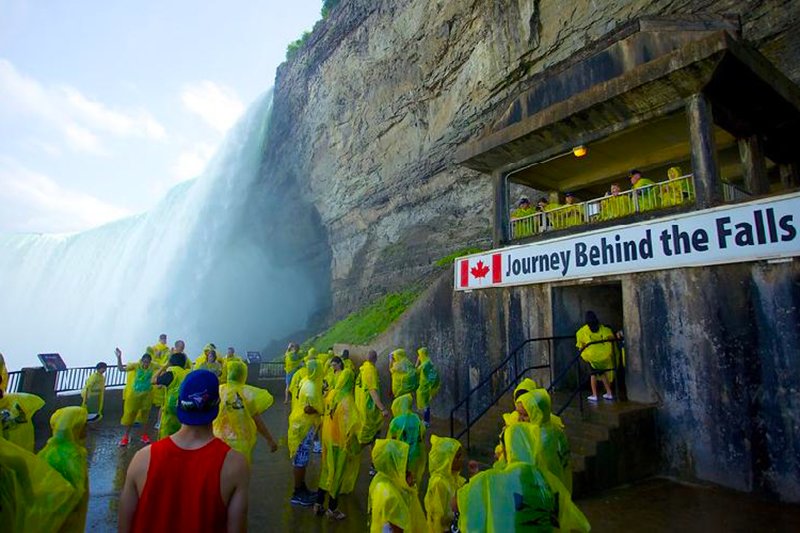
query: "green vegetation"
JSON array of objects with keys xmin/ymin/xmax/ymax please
[
  {"xmin": 285, "ymin": 31, "xmax": 311, "ymax": 60},
  {"xmin": 321, "ymin": 0, "xmax": 340, "ymax": 19},
  {"xmin": 434, "ymin": 247, "xmax": 485, "ymax": 267},
  {"xmin": 301, "ymin": 290, "xmax": 420, "ymax": 353}
]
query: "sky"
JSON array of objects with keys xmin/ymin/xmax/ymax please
[{"xmin": 0, "ymin": 0, "xmax": 322, "ymax": 234}]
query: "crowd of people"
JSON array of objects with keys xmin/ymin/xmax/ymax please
[
  {"xmin": 0, "ymin": 325, "xmax": 608, "ymax": 531},
  {"xmin": 511, "ymin": 166, "xmax": 693, "ymax": 237}
]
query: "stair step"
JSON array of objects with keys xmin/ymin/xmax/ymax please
[
  {"xmin": 570, "ymin": 452, "xmax": 586, "ymax": 472},
  {"xmin": 563, "ymin": 420, "xmax": 610, "ymax": 441},
  {"xmin": 567, "ymin": 435, "xmax": 598, "ymax": 457}
]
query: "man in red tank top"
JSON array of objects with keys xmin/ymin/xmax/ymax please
[{"xmin": 119, "ymin": 369, "xmax": 250, "ymax": 533}]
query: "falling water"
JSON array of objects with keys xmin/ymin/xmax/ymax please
[{"xmin": 0, "ymin": 92, "xmax": 322, "ymax": 369}]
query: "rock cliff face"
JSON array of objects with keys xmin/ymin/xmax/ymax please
[{"xmin": 263, "ymin": 0, "xmax": 800, "ymax": 320}]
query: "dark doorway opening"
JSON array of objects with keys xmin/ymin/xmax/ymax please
[{"xmin": 551, "ymin": 282, "xmax": 624, "ymax": 392}]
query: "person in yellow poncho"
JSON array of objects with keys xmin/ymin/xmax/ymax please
[
  {"xmin": 368, "ymin": 438, "xmax": 426, "ymax": 533},
  {"xmin": 288, "ymin": 348, "xmax": 317, "ymax": 402},
  {"xmin": 517, "ymin": 390, "xmax": 573, "ymax": 493},
  {"xmin": 38, "ymin": 406, "xmax": 90, "ymax": 533},
  {"xmin": 356, "ymin": 349, "xmax": 390, "ymax": 477},
  {"xmin": 147, "ymin": 335, "xmax": 170, "ymax": 410},
  {"xmin": 0, "ymin": 388, "xmax": 45, "ymax": 452},
  {"xmin": 1, "ymin": 430, "xmax": 78, "ymax": 532},
  {"xmin": 387, "ymin": 393, "xmax": 426, "ymax": 487},
  {"xmin": 510, "ymin": 197, "xmax": 536, "ymax": 238},
  {"xmin": 213, "ymin": 360, "xmax": 278, "ymax": 464},
  {"xmin": 630, "ymin": 169, "xmax": 659, "ymax": 211},
  {"xmin": 192, "ymin": 343, "xmax": 217, "ymax": 369},
  {"xmin": 600, "ymin": 182, "xmax": 634, "ymax": 220},
  {"xmin": 425, "ymin": 435, "xmax": 466, "ymax": 533},
  {"xmin": 81, "ymin": 362, "xmax": 107, "ymax": 422},
  {"xmin": 457, "ymin": 423, "xmax": 590, "ymax": 532},
  {"xmin": 576, "ymin": 310, "xmax": 616, "ymax": 402},
  {"xmin": 194, "ymin": 348, "xmax": 223, "ymax": 380},
  {"xmin": 288, "ymin": 358, "xmax": 324, "ymax": 507},
  {"xmin": 390, "ymin": 348, "xmax": 418, "ymax": 400},
  {"xmin": 153, "ymin": 353, "xmax": 189, "ymax": 440},
  {"xmin": 415, "ymin": 347, "xmax": 440, "ymax": 428},
  {"xmin": 660, "ymin": 165, "xmax": 692, "ymax": 207},
  {"xmin": 315, "ymin": 357, "xmax": 361, "ymax": 520},
  {"xmin": 219, "ymin": 347, "xmax": 243, "ymax": 385},
  {"xmin": 0, "ymin": 352, "xmax": 8, "ymax": 394},
  {"xmin": 284, "ymin": 342, "xmax": 303, "ymax": 404},
  {"xmin": 116, "ymin": 348, "xmax": 155, "ymax": 447}
]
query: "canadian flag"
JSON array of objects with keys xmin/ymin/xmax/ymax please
[{"xmin": 459, "ymin": 253, "xmax": 503, "ymax": 289}]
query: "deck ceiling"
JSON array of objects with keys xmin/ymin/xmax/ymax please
[{"xmin": 458, "ymin": 22, "xmax": 800, "ymax": 188}]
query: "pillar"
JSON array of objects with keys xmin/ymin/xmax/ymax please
[
  {"xmin": 493, "ymin": 171, "xmax": 509, "ymax": 245},
  {"xmin": 779, "ymin": 162, "xmax": 800, "ymax": 189},
  {"xmin": 687, "ymin": 93, "xmax": 722, "ymax": 207},
  {"xmin": 738, "ymin": 135, "xmax": 769, "ymax": 195}
]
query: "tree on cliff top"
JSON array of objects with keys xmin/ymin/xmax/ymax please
[{"xmin": 321, "ymin": 0, "xmax": 340, "ymax": 19}]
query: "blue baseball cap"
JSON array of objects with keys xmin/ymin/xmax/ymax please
[{"xmin": 177, "ymin": 369, "xmax": 220, "ymax": 426}]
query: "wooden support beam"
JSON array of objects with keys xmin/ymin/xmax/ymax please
[
  {"xmin": 687, "ymin": 93, "xmax": 722, "ymax": 207},
  {"xmin": 779, "ymin": 162, "xmax": 800, "ymax": 189},
  {"xmin": 738, "ymin": 135, "xmax": 769, "ymax": 195}
]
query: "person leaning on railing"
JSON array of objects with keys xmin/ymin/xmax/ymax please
[
  {"xmin": 660, "ymin": 166, "xmax": 693, "ymax": 207},
  {"xmin": 599, "ymin": 183, "xmax": 633, "ymax": 220},
  {"xmin": 559, "ymin": 192, "xmax": 584, "ymax": 229},
  {"xmin": 630, "ymin": 169, "xmax": 660, "ymax": 211},
  {"xmin": 510, "ymin": 197, "xmax": 536, "ymax": 238}
]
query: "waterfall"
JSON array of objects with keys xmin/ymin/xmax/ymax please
[{"xmin": 0, "ymin": 91, "xmax": 322, "ymax": 369}]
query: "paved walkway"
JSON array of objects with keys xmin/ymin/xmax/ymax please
[{"xmin": 81, "ymin": 381, "xmax": 800, "ymax": 532}]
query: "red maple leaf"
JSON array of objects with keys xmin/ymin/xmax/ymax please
[{"xmin": 471, "ymin": 260, "xmax": 490, "ymax": 279}]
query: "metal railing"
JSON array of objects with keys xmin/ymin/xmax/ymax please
[
  {"xmin": 722, "ymin": 182, "xmax": 752, "ymax": 202},
  {"xmin": 548, "ymin": 338, "xmax": 623, "ymax": 417},
  {"xmin": 258, "ymin": 362, "xmax": 285, "ymax": 379},
  {"xmin": 5, "ymin": 371, "xmax": 23, "ymax": 393},
  {"xmin": 510, "ymin": 174, "xmax": 696, "ymax": 239},
  {"xmin": 54, "ymin": 366, "xmax": 127, "ymax": 394},
  {"xmin": 449, "ymin": 336, "xmax": 573, "ymax": 449}
]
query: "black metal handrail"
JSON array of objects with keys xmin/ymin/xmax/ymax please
[
  {"xmin": 449, "ymin": 335, "xmax": 573, "ymax": 448},
  {"xmin": 548, "ymin": 338, "xmax": 623, "ymax": 417},
  {"xmin": 54, "ymin": 366, "xmax": 127, "ymax": 394},
  {"xmin": 4, "ymin": 370, "xmax": 23, "ymax": 394}
]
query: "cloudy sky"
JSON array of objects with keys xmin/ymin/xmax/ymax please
[{"xmin": 0, "ymin": 0, "xmax": 321, "ymax": 234}]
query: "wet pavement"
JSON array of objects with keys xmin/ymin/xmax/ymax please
[{"xmin": 80, "ymin": 381, "xmax": 800, "ymax": 532}]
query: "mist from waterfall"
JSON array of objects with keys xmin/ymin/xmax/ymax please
[{"xmin": 0, "ymin": 92, "xmax": 322, "ymax": 370}]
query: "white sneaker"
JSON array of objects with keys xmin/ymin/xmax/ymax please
[
  {"xmin": 603, "ymin": 393, "xmax": 614, "ymax": 400},
  {"xmin": 587, "ymin": 395, "xmax": 599, "ymax": 402}
]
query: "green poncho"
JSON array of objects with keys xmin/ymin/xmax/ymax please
[
  {"xmin": 415, "ymin": 347, "xmax": 440, "ymax": 410},
  {"xmin": 387, "ymin": 394, "xmax": 426, "ymax": 486}
]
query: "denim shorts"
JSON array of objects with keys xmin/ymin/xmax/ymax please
[
  {"xmin": 285, "ymin": 369, "xmax": 297, "ymax": 387},
  {"xmin": 292, "ymin": 428, "xmax": 315, "ymax": 468}
]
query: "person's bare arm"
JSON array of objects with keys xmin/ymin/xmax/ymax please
[
  {"xmin": 118, "ymin": 446, "xmax": 151, "ymax": 533},
  {"xmin": 253, "ymin": 415, "xmax": 278, "ymax": 453},
  {"xmin": 116, "ymin": 347, "xmax": 129, "ymax": 372},
  {"xmin": 369, "ymin": 389, "xmax": 389, "ymax": 417},
  {"xmin": 221, "ymin": 449, "xmax": 250, "ymax": 533}
]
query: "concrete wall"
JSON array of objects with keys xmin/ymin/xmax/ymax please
[{"xmin": 378, "ymin": 259, "xmax": 800, "ymax": 502}]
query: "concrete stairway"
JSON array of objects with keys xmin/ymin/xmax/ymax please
[{"xmin": 442, "ymin": 391, "xmax": 659, "ymax": 496}]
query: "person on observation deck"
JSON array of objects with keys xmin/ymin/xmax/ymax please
[
  {"xmin": 630, "ymin": 169, "xmax": 659, "ymax": 211},
  {"xmin": 116, "ymin": 348, "xmax": 156, "ymax": 446}
]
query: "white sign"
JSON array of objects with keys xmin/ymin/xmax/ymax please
[{"xmin": 455, "ymin": 192, "xmax": 800, "ymax": 291}]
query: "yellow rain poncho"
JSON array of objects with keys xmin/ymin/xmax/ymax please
[
  {"xmin": 600, "ymin": 193, "xmax": 633, "ymax": 220},
  {"xmin": 387, "ymin": 394, "xmax": 426, "ymax": 485},
  {"xmin": 213, "ymin": 361, "xmax": 274, "ymax": 464},
  {"xmin": 0, "ymin": 352, "xmax": 8, "ymax": 394},
  {"xmin": 284, "ymin": 347, "xmax": 303, "ymax": 375},
  {"xmin": 219, "ymin": 353, "xmax": 243, "ymax": 385},
  {"xmin": 425, "ymin": 435, "xmax": 465, "ymax": 533},
  {"xmin": 576, "ymin": 323, "xmax": 616, "ymax": 380},
  {"xmin": 0, "ymin": 392, "xmax": 44, "ymax": 452},
  {"xmin": 38, "ymin": 406, "xmax": 89, "ymax": 533},
  {"xmin": 158, "ymin": 365, "xmax": 188, "ymax": 440},
  {"xmin": 121, "ymin": 361, "xmax": 155, "ymax": 427},
  {"xmin": 368, "ymin": 439, "xmax": 426, "ymax": 533},
  {"xmin": 390, "ymin": 349, "xmax": 418, "ymax": 398},
  {"xmin": 458, "ymin": 423, "xmax": 589, "ymax": 532},
  {"xmin": 147, "ymin": 342, "xmax": 170, "ymax": 367},
  {"xmin": 287, "ymin": 359, "xmax": 323, "ymax": 458},
  {"xmin": 288, "ymin": 348, "xmax": 317, "ymax": 400},
  {"xmin": 415, "ymin": 347, "xmax": 440, "ymax": 411},
  {"xmin": 194, "ymin": 358, "xmax": 223, "ymax": 380},
  {"xmin": 81, "ymin": 371, "xmax": 105, "ymax": 420},
  {"xmin": 660, "ymin": 166, "xmax": 692, "ymax": 207},
  {"xmin": 192, "ymin": 344, "xmax": 216, "ymax": 367},
  {"xmin": 319, "ymin": 368, "xmax": 361, "ymax": 498},
  {"xmin": 632, "ymin": 176, "xmax": 659, "ymax": 211},
  {"xmin": 355, "ymin": 359, "xmax": 384, "ymax": 445},
  {"xmin": 518, "ymin": 391, "xmax": 573, "ymax": 493},
  {"xmin": 1, "ymin": 434, "xmax": 78, "ymax": 532}
]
